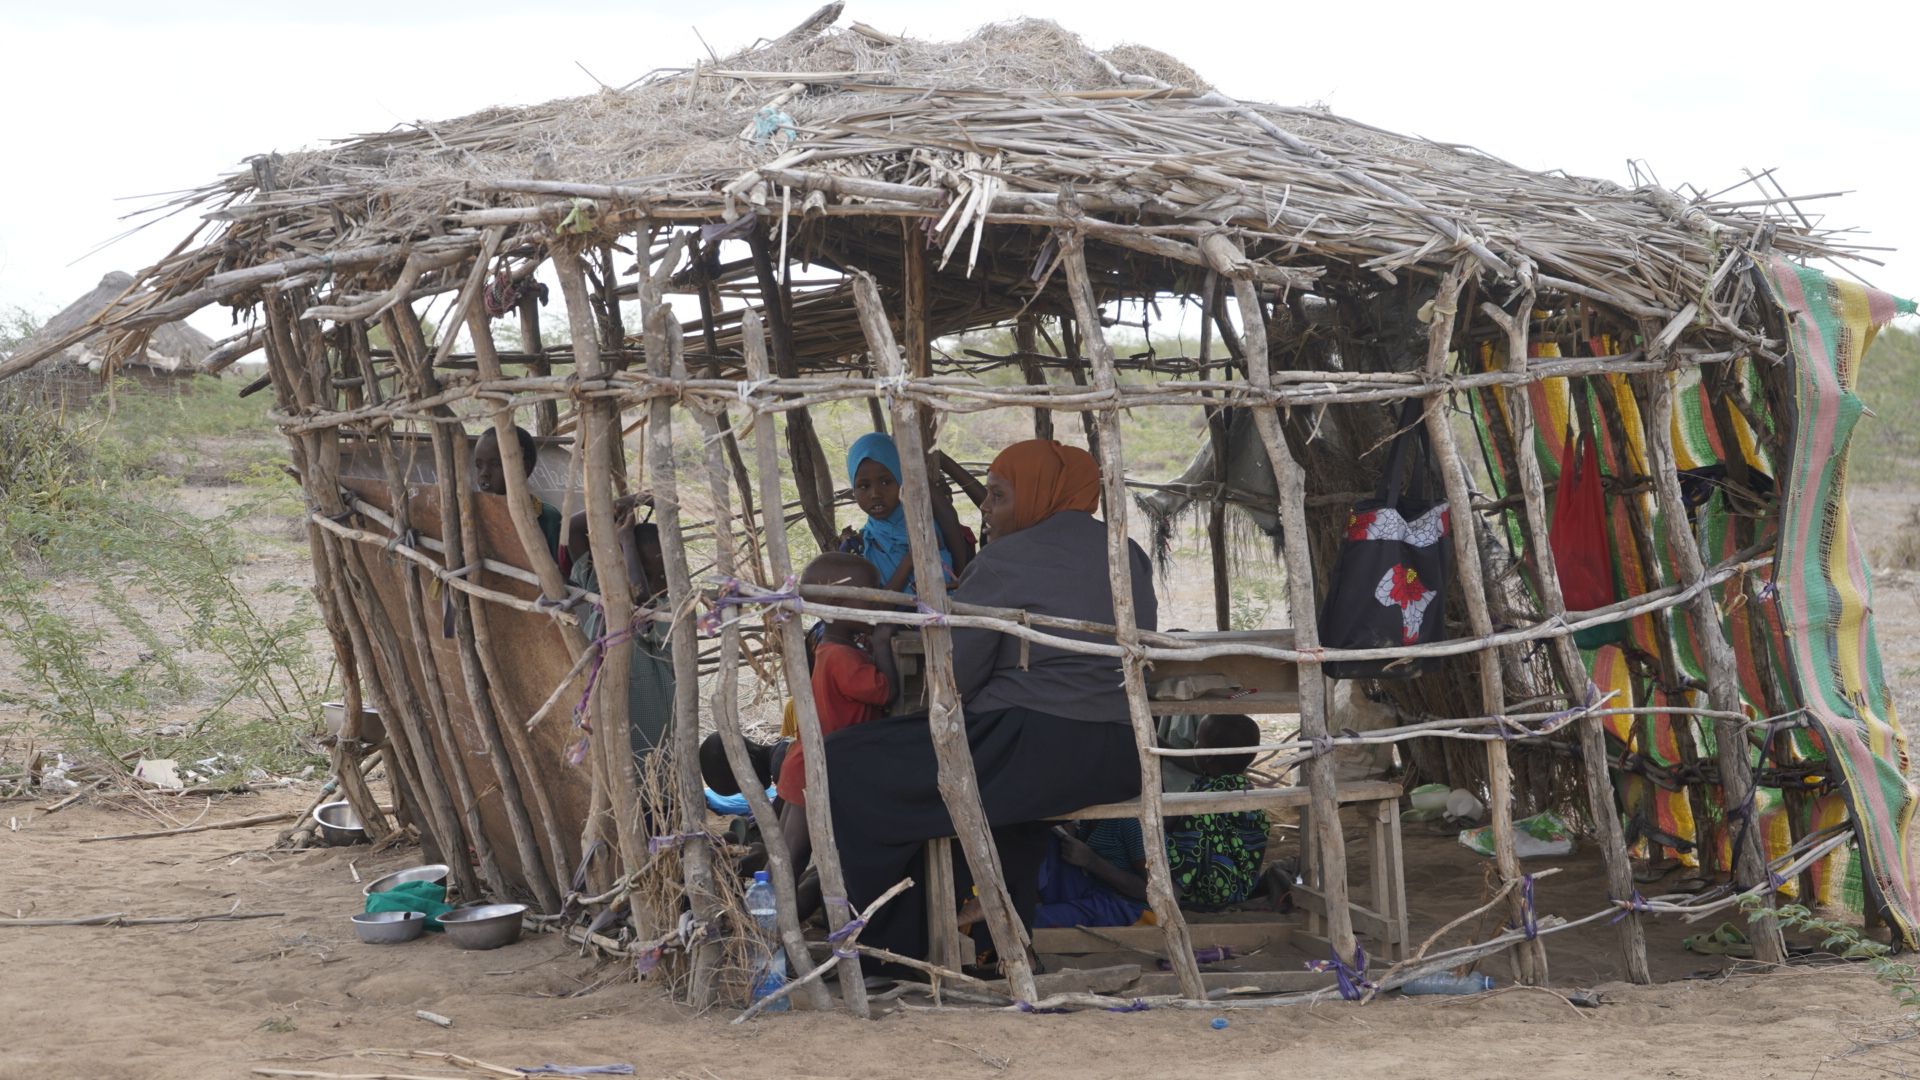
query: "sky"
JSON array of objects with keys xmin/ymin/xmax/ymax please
[{"xmin": 2, "ymin": 0, "xmax": 1914, "ymax": 340}]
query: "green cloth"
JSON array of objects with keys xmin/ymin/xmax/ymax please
[
  {"xmin": 365, "ymin": 880, "xmax": 452, "ymax": 931},
  {"xmin": 569, "ymin": 555, "xmax": 674, "ymax": 759},
  {"xmin": 537, "ymin": 501, "xmax": 565, "ymax": 561}
]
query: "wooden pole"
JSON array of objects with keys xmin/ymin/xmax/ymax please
[
  {"xmin": 1638, "ymin": 369, "xmax": 1785, "ymax": 964},
  {"xmin": 553, "ymin": 245, "xmax": 665, "ymax": 958},
  {"xmin": 623, "ymin": 233, "xmax": 726, "ymax": 1004},
  {"xmin": 749, "ymin": 223, "xmax": 837, "ymax": 551},
  {"xmin": 744, "ymin": 307, "xmax": 873, "ymax": 1017},
  {"xmin": 517, "ymin": 292, "xmax": 559, "ymax": 436},
  {"xmin": 687, "ymin": 347, "xmax": 834, "ymax": 1013},
  {"xmin": 1057, "ymin": 233, "xmax": 1208, "ymax": 1001},
  {"xmin": 849, "ymin": 271, "xmax": 1038, "ymax": 1003},
  {"xmin": 1015, "ymin": 316, "xmax": 1054, "ymax": 441},
  {"xmin": 1415, "ymin": 264, "xmax": 1544, "ymax": 984},
  {"xmin": 1228, "ymin": 271, "xmax": 1357, "ymax": 963},
  {"xmin": 1481, "ymin": 298, "xmax": 1653, "ymax": 982}
]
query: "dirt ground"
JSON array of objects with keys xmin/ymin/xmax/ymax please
[{"xmin": 7, "ymin": 481, "xmax": 1920, "ymax": 1079}]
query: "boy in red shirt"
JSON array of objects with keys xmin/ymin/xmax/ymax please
[{"xmin": 779, "ymin": 552, "xmax": 898, "ymax": 871}]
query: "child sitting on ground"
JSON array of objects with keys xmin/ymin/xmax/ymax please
[
  {"xmin": 777, "ymin": 552, "xmax": 899, "ymax": 870},
  {"xmin": 1031, "ymin": 713, "xmax": 1270, "ymax": 927},
  {"xmin": 840, "ymin": 432, "xmax": 973, "ymax": 593}
]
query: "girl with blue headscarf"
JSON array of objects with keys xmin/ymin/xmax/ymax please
[{"xmin": 841, "ymin": 431, "xmax": 969, "ymax": 593}]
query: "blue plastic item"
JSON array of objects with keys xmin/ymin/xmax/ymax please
[
  {"xmin": 745, "ymin": 870, "xmax": 790, "ymax": 1011},
  {"xmin": 703, "ymin": 785, "xmax": 778, "ymax": 817},
  {"xmin": 1210, "ymin": 1017, "xmax": 1229, "ymax": 1030}
]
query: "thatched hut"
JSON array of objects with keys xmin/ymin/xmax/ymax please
[
  {"xmin": 4, "ymin": 271, "xmax": 211, "ymax": 403},
  {"xmin": 13, "ymin": 5, "xmax": 1916, "ymax": 1011}
]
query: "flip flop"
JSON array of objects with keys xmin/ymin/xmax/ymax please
[{"xmin": 1681, "ymin": 921, "xmax": 1754, "ymax": 959}]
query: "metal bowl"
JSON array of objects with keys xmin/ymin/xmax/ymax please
[
  {"xmin": 362, "ymin": 863, "xmax": 451, "ymax": 898},
  {"xmin": 439, "ymin": 902, "xmax": 527, "ymax": 950},
  {"xmin": 321, "ymin": 701, "xmax": 385, "ymax": 744},
  {"xmin": 351, "ymin": 910, "xmax": 426, "ymax": 944},
  {"xmin": 312, "ymin": 801, "xmax": 366, "ymax": 846}
]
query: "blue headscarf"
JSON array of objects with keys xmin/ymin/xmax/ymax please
[{"xmin": 846, "ymin": 431, "xmax": 952, "ymax": 591}]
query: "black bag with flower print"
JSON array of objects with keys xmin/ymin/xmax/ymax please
[{"xmin": 1317, "ymin": 399, "xmax": 1452, "ymax": 679}]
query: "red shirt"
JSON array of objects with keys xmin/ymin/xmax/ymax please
[{"xmin": 778, "ymin": 640, "xmax": 890, "ymax": 806}]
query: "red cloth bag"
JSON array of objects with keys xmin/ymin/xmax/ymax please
[{"xmin": 1550, "ymin": 429, "xmax": 1624, "ymax": 646}]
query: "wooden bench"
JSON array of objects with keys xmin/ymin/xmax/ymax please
[{"xmin": 922, "ymin": 778, "xmax": 1408, "ymax": 968}]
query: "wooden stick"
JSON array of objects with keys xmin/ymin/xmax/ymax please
[
  {"xmin": 1058, "ymin": 232, "xmax": 1206, "ymax": 1001},
  {"xmin": 1416, "ymin": 262, "xmax": 1543, "ymax": 985},
  {"xmin": 743, "ymin": 307, "xmax": 873, "ymax": 1018},
  {"xmin": 556, "ymin": 242, "xmax": 668, "ymax": 972},
  {"xmin": 686, "ymin": 318, "xmax": 833, "ymax": 1013},
  {"xmin": 1483, "ymin": 296, "xmax": 1652, "ymax": 983},
  {"xmin": 2, "ymin": 910, "xmax": 286, "ymax": 929},
  {"xmin": 625, "ymin": 232, "xmax": 726, "ymax": 1005},
  {"xmin": 850, "ymin": 271, "xmax": 1037, "ymax": 1003},
  {"xmin": 80, "ymin": 809, "xmax": 301, "ymax": 842},
  {"xmin": 1229, "ymin": 270, "xmax": 1356, "ymax": 962},
  {"xmin": 1637, "ymin": 368, "xmax": 1785, "ymax": 964}
]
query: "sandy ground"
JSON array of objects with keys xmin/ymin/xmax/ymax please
[{"xmin": 7, "ymin": 479, "xmax": 1920, "ymax": 1078}]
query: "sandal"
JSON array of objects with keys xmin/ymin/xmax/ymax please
[{"xmin": 1681, "ymin": 921, "xmax": 1754, "ymax": 959}]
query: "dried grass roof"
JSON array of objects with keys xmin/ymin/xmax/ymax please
[
  {"xmin": 13, "ymin": 271, "xmax": 210, "ymax": 374},
  {"xmin": 10, "ymin": 5, "xmax": 1870, "ymax": 377}
]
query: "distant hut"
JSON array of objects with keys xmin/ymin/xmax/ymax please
[{"xmin": 5, "ymin": 271, "xmax": 211, "ymax": 403}]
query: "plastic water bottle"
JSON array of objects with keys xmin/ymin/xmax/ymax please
[
  {"xmin": 1399, "ymin": 972, "xmax": 1497, "ymax": 996},
  {"xmin": 744, "ymin": 871, "xmax": 790, "ymax": 1011}
]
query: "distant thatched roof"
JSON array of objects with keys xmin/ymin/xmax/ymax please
[
  {"xmin": 12, "ymin": 271, "xmax": 211, "ymax": 375},
  {"xmin": 2, "ymin": 6, "xmax": 1873, "ymax": 377}
]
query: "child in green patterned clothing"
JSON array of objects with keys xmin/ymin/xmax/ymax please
[
  {"xmin": 1035, "ymin": 713, "xmax": 1268, "ymax": 926},
  {"xmin": 1165, "ymin": 713, "xmax": 1269, "ymax": 909}
]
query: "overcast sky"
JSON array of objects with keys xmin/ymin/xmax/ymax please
[{"xmin": 3, "ymin": 0, "xmax": 1913, "ymax": 338}]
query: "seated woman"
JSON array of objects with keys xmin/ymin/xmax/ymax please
[{"xmin": 823, "ymin": 438, "xmax": 1153, "ymax": 969}]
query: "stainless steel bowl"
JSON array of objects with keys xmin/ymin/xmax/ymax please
[
  {"xmin": 321, "ymin": 701, "xmax": 386, "ymax": 744},
  {"xmin": 439, "ymin": 902, "xmax": 527, "ymax": 950},
  {"xmin": 351, "ymin": 910, "xmax": 426, "ymax": 944},
  {"xmin": 312, "ymin": 801, "xmax": 366, "ymax": 846},
  {"xmin": 361, "ymin": 863, "xmax": 451, "ymax": 897}
]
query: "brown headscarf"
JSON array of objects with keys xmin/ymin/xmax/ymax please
[{"xmin": 989, "ymin": 439, "xmax": 1101, "ymax": 533}]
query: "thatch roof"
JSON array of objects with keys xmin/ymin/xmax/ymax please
[
  {"xmin": 11, "ymin": 271, "xmax": 211, "ymax": 375},
  {"xmin": 2, "ymin": 6, "xmax": 1869, "ymax": 377}
]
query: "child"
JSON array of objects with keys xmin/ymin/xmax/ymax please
[
  {"xmin": 840, "ymin": 432, "xmax": 972, "ymax": 593},
  {"xmin": 472, "ymin": 425, "xmax": 567, "ymax": 571},
  {"xmin": 1033, "ymin": 713, "xmax": 1268, "ymax": 927},
  {"xmin": 778, "ymin": 552, "xmax": 899, "ymax": 870},
  {"xmin": 1165, "ymin": 713, "xmax": 1271, "ymax": 908}
]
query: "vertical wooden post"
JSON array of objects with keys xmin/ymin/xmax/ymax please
[
  {"xmin": 1639, "ymin": 370, "xmax": 1786, "ymax": 964},
  {"xmin": 745, "ymin": 307, "xmax": 872, "ymax": 1017},
  {"xmin": 517, "ymin": 292, "xmax": 558, "ymax": 436},
  {"xmin": 1015, "ymin": 316, "xmax": 1054, "ymax": 442},
  {"xmin": 1229, "ymin": 273, "xmax": 1357, "ymax": 963},
  {"xmin": 1057, "ymin": 317, "xmax": 1102, "ymax": 459},
  {"xmin": 553, "ymin": 245, "xmax": 667, "ymax": 963},
  {"xmin": 1415, "ymin": 264, "xmax": 1545, "ymax": 984},
  {"xmin": 849, "ymin": 271, "xmax": 1038, "ymax": 1003},
  {"xmin": 902, "ymin": 220, "xmax": 935, "ymax": 444},
  {"xmin": 1483, "ymin": 299, "xmax": 1653, "ymax": 983},
  {"xmin": 1058, "ymin": 234, "xmax": 1208, "ymax": 1000},
  {"xmin": 1199, "ymin": 274, "xmax": 1232, "ymax": 632},
  {"xmin": 684, "ymin": 324, "xmax": 834, "ymax": 1012},
  {"xmin": 624, "ymin": 235, "xmax": 726, "ymax": 1004},
  {"xmin": 750, "ymin": 223, "xmax": 838, "ymax": 551}
]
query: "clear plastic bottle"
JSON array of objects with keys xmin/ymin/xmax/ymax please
[
  {"xmin": 1399, "ymin": 972, "xmax": 1497, "ymax": 996},
  {"xmin": 744, "ymin": 871, "xmax": 790, "ymax": 1011}
]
